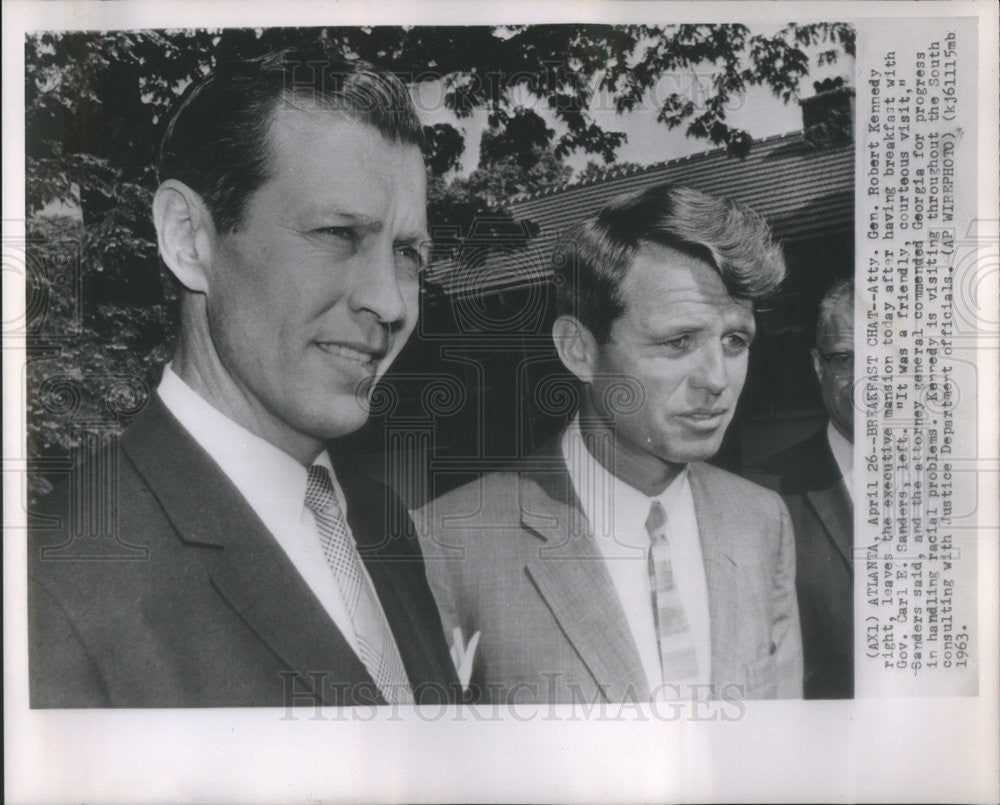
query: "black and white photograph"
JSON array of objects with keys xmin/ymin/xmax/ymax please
[{"xmin": 5, "ymin": 1, "xmax": 997, "ymax": 802}]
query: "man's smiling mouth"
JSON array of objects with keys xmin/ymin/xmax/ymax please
[{"xmin": 315, "ymin": 342, "xmax": 382, "ymax": 366}]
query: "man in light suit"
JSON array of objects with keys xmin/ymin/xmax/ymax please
[
  {"xmin": 747, "ymin": 279, "xmax": 854, "ymax": 699},
  {"xmin": 417, "ymin": 184, "xmax": 803, "ymax": 704},
  {"xmin": 29, "ymin": 49, "xmax": 459, "ymax": 707}
]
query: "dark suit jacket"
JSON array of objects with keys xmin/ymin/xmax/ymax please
[
  {"xmin": 28, "ymin": 396, "xmax": 459, "ymax": 708},
  {"xmin": 747, "ymin": 426, "xmax": 853, "ymax": 699},
  {"xmin": 416, "ymin": 437, "xmax": 802, "ymax": 703}
]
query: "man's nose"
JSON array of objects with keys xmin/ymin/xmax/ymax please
[
  {"xmin": 348, "ymin": 243, "xmax": 408, "ymax": 325},
  {"xmin": 690, "ymin": 342, "xmax": 729, "ymax": 395}
]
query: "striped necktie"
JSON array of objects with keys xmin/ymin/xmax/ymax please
[
  {"xmin": 304, "ymin": 465, "xmax": 413, "ymax": 705},
  {"xmin": 646, "ymin": 499, "xmax": 699, "ymax": 681}
]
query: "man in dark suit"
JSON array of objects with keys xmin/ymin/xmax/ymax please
[
  {"xmin": 747, "ymin": 278, "xmax": 854, "ymax": 699},
  {"xmin": 29, "ymin": 50, "xmax": 459, "ymax": 708},
  {"xmin": 418, "ymin": 185, "xmax": 803, "ymax": 703}
]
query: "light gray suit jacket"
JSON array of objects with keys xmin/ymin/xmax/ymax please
[{"xmin": 415, "ymin": 439, "xmax": 803, "ymax": 703}]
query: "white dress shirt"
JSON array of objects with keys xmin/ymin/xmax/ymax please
[
  {"xmin": 157, "ymin": 364, "xmax": 384, "ymax": 657},
  {"xmin": 561, "ymin": 417, "xmax": 712, "ymax": 696},
  {"xmin": 827, "ymin": 420, "xmax": 854, "ymax": 502}
]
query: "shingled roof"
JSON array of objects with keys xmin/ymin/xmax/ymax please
[{"xmin": 426, "ymin": 129, "xmax": 853, "ymax": 298}]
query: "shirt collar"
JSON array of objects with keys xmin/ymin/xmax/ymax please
[
  {"xmin": 157, "ymin": 364, "xmax": 339, "ymax": 523},
  {"xmin": 561, "ymin": 415, "xmax": 688, "ymax": 551}
]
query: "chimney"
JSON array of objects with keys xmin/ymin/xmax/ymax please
[{"xmin": 799, "ymin": 77, "xmax": 855, "ymax": 147}]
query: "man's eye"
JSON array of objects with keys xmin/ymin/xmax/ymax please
[
  {"xmin": 314, "ymin": 226, "xmax": 356, "ymax": 243},
  {"xmin": 723, "ymin": 333, "xmax": 751, "ymax": 353},
  {"xmin": 394, "ymin": 245, "xmax": 426, "ymax": 273},
  {"xmin": 660, "ymin": 335, "xmax": 691, "ymax": 351},
  {"xmin": 823, "ymin": 351, "xmax": 854, "ymax": 371}
]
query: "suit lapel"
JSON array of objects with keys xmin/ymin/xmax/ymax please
[
  {"xmin": 801, "ymin": 430, "xmax": 853, "ymax": 570},
  {"xmin": 688, "ymin": 464, "xmax": 743, "ymax": 688},
  {"xmin": 806, "ymin": 481, "xmax": 853, "ymax": 568},
  {"xmin": 121, "ymin": 397, "xmax": 378, "ymax": 703},
  {"xmin": 519, "ymin": 447, "xmax": 650, "ymax": 702},
  {"xmin": 207, "ymin": 518, "xmax": 376, "ymax": 700}
]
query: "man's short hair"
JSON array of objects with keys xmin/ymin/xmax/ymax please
[
  {"xmin": 552, "ymin": 183, "xmax": 786, "ymax": 342},
  {"xmin": 157, "ymin": 47, "xmax": 424, "ymax": 234},
  {"xmin": 816, "ymin": 278, "xmax": 854, "ymax": 345}
]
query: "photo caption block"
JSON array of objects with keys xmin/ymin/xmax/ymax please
[{"xmin": 857, "ymin": 17, "xmax": 980, "ymax": 696}]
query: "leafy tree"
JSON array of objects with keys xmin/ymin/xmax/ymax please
[
  {"xmin": 422, "ymin": 122, "xmax": 466, "ymax": 176},
  {"xmin": 427, "ymin": 108, "xmax": 572, "ymax": 256}
]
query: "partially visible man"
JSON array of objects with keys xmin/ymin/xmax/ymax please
[
  {"xmin": 29, "ymin": 50, "xmax": 459, "ymax": 707},
  {"xmin": 747, "ymin": 278, "xmax": 855, "ymax": 699},
  {"xmin": 418, "ymin": 184, "xmax": 803, "ymax": 704}
]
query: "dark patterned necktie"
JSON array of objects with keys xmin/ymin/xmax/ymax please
[
  {"xmin": 304, "ymin": 465, "xmax": 413, "ymax": 705},
  {"xmin": 646, "ymin": 499, "xmax": 700, "ymax": 681}
]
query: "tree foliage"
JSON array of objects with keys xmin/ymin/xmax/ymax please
[
  {"xmin": 27, "ymin": 23, "xmax": 854, "ymax": 221},
  {"xmin": 427, "ymin": 108, "xmax": 572, "ymax": 256}
]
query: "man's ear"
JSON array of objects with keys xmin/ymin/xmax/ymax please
[
  {"xmin": 552, "ymin": 314, "xmax": 599, "ymax": 384},
  {"xmin": 811, "ymin": 347, "xmax": 824, "ymax": 384},
  {"xmin": 152, "ymin": 179, "xmax": 216, "ymax": 293}
]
